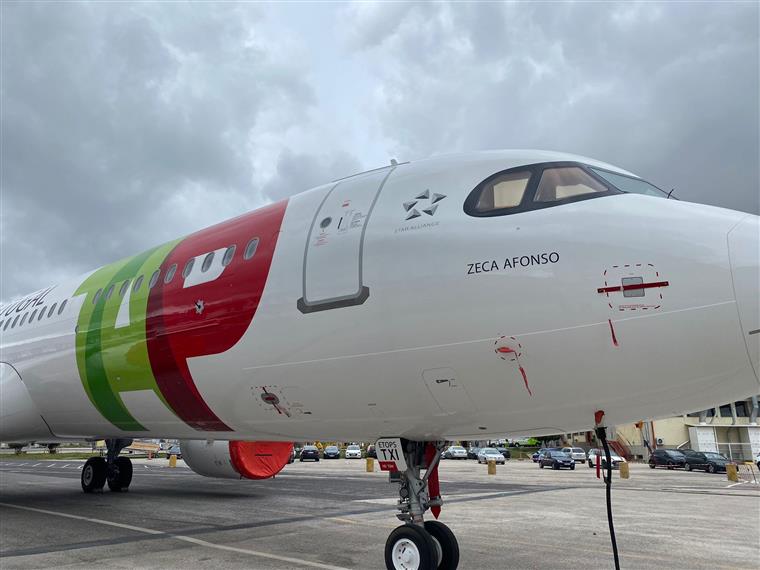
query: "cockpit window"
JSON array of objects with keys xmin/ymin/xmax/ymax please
[
  {"xmin": 589, "ymin": 168, "xmax": 668, "ymax": 198},
  {"xmin": 474, "ymin": 171, "xmax": 532, "ymax": 212},
  {"xmin": 464, "ymin": 161, "xmax": 620, "ymax": 218},
  {"xmin": 534, "ymin": 167, "xmax": 609, "ymax": 202}
]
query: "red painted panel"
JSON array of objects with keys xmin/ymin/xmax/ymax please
[
  {"xmin": 146, "ymin": 201, "xmax": 288, "ymax": 431},
  {"xmin": 229, "ymin": 441, "xmax": 293, "ymax": 479}
]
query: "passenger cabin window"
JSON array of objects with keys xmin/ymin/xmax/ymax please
[
  {"xmin": 48, "ymin": 303, "xmax": 57, "ymax": 318},
  {"xmin": 164, "ymin": 263, "xmax": 177, "ymax": 284},
  {"xmin": 244, "ymin": 238, "xmax": 259, "ymax": 260},
  {"xmin": 38, "ymin": 308, "xmax": 46, "ymax": 321},
  {"xmin": 12, "ymin": 315, "xmax": 20, "ymax": 328},
  {"xmin": 119, "ymin": 280, "xmax": 130, "ymax": 297},
  {"xmin": 104, "ymin": 285, "xmax": 115, "ymax": 300},
  {"xmin": 58, "ymin": 300, "xmax": 67, "ymax": 315},
  {"xmin": 93, "ymin": 288, "xmax": 102, "ymax": 304},
  {"xmin": 149, "ymin": 270, "xmax": 160, "ymax": 289},
  {"xmin": 20, "ymin": 313, "xmax": 28, "ymax": 326},
  {"xmin": 182, "ymin": 259, "xmax": 195, "ymax": 279},
  {"xmin": 3, "ymin": 319, "xmax": 10, "ymax": 330},
  {"xmin": 589, "ymin": 168, "xmax": 668, "ymax": 198},
  {"xmin": 201, "ymin": 252, "xmax": 214, "ymax": 272},
  {"xmin": 534, "ymin": 167, "xmax": 608, "ymax": 202},
  {"xmin": 474, "ymin": 171, "xmax": 531, "ymax": 212},
  {"xmin": 133, "ymin": 275, "xmax": 144, "ymax": 292},
  {"xmin": 222, "ymin": 245, "xmax": 236, "ymax": 267}
]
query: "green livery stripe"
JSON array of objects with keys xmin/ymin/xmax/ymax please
[{"xmin": 74, "ymin": 240, "xmax": 179, "ymax": 431}]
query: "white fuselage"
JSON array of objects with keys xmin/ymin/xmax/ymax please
[{"xmin": 1, "ymin": 150, "xmax": 758, "ymax": 443}]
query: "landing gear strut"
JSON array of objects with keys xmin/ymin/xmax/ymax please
[
  {"xmin": 384, "ymin": 440, "xmax": 460, "ymax": 570},
  {"xmin": 81, "ymin": 438, "xmax": 133, "ymax": 493}
]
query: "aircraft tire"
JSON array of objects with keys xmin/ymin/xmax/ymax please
[
  {"xmin": 424, "ymin": 520, "xmax": 459, "ymax": 570},
  {"xmin": 107, "ymin": 457, "xmax": 133, "ymax": 492},
  {"xmin": 385, "ymin": 524, "xmax": 438, "ymax": 570},
  {"xmin": 81, "ymin": 457, "xmax": 107, "ymax": 493}
]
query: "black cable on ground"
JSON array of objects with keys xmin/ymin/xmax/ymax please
[{"xmin": 595, "ymin": 426, "xmax": 620, "ymax": 570}]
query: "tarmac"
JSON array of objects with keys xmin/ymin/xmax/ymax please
[{"xmin": 0, "ymin": 456, "xmax": 758, "ymax": 569}]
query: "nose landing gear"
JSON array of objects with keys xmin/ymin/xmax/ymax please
[
  {"xmin": 81, "ymin": 438, "xmax": 133, "ymax": 493},
  {"xmin": 384, "ymin": 440, "xmax": 460, "ymax": 570}
]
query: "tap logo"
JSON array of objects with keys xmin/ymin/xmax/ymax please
[{"xmin": 402, "ymin": 190, "xmax": 446, "ymax": 221}]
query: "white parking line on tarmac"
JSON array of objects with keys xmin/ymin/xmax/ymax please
[
  {"xmin": 62, "ymin": 464, "xmax": 71, "ymax": 468},
  {"xmin": 0, "ymin": 502, "xmax": 349, "ymax": 570},
  {"xmin": 33, "ymin": 463, "xmax": 41, "ymax": 467}
]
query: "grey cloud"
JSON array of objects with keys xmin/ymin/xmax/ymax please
[
  {"xmin": 2, "ymin": 2, "xmax": 757, "ymax": 302},
  {"xmin": 1, "ymin": 2, "xmax": 314, "ymax": 300},
  {"xmin": 262, "ymin": 149, "xmax": 363, "ymax": 203},
  {"xmin": 347, "ymin": 2, "xmax": 758, "ymax": 214}
]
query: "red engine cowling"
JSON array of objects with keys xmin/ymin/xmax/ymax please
[{"xmin": 180, "ymin": 440, "xmax": 293, "ymax": 480}]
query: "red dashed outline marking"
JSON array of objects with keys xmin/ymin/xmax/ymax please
[
  {"xmin": 600, "ymin": 263, "xmax": 666, "ymax": 312},
  {"xmin": 494, "ymin": 336, "xmax": 532, "ymax": 396}
]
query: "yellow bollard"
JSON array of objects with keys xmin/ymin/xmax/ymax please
[
  {"xmin": 726, "ymin": 463, "xmax": 738, "ymax": 482},
  {"xmin": 169, "ymin": 454, "xmax": 177, "ymax": 468},
  {"xmin": 487, "ymin": 460, "xmax": 496, "ymax": 475},
  {"xmin": 619, "ymin": 462, "xmax": 630, "ymax": 479},
  {"xmin": 366, "ymin": 457, "xmax": 374, "ymax": 472}
]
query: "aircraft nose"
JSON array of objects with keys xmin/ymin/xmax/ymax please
[{"xmin": 728, "ymin": 214, "xmax": 760, "ymax": 380}]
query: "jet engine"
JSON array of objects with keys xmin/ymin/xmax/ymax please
[{"xmin": 180, "ymin": 440, "xmax": 293, "ymax": 480}]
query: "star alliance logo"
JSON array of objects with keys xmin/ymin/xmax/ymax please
[{"xmin": 402, "ymin": 190, "xmax": 446, "ymax": 221}]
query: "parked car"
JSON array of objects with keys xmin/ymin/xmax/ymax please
[
  {"xmin": 366, "ymin": 445, "xmax": 376, "ymax": 458},
  {"xmin": 467, "ymin": 447, "xmax": 481, "ymax": 460},
  {"xmin": 561, "ymin": 447, "xmax": 587, "ymax": 463},
  {"xmin": 531, "ymin": 451, "xmax": 541, "ymax": 463},
  {"xmin": 345, "ymin": 445, "xmax": 363, "ymax": 459},
  {"xmin": 495, "ymin": 447, "xmax": 511, "ymax": 459},
  {"xmin": 477, "ymin": 448, "xmax": 506, "ymax": 464},
  {"xmin": 288, "ymin": 447, "xmax": 296, "ymax": 464},
  {"xmin": 539, "ymin": 450, "xmax": 575, "ymax": 470},
  {"xmin": 300, "ymin": 445, "xmax": 320, "ymax": 461},
  {"xmin": 587, "ymin": 448, "xmax": 626, "ymax": 469},
  {"xmin": 649, "ymin": 449, "xmax": 686, "ymax": 469},
  {"xmin": 166, "ymin": 444, "xmax": 182, "ymax": 460},
  {"xmin": 444, "ymin": 446, "xmax": 468, "ymax": 460},
  {"xmin": 682, "ymin": 450, "xmax": 733, "ymax": 473},
  {"xmin": 323, "ymin": 445, "xmax": 340, "ymax": 459}
]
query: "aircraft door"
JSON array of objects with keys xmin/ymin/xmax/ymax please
[{"xmin": 298, "ymin": 167, "xmax": 395, "ymax": 313}]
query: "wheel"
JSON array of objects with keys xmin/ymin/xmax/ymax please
[
  {"xmin": 552, "ymin": 463, "xmax": 559, "ymax": 470},
  {"xmin": 539, "ymin": 463, "xmax": 544, "ymax": 469},
  {"xmin": 424, "ymin": 521, "xmax": 460, "ymax": 570},
  {"xmin": 315, "ymin": 458, "xmax": 319, "ymax": 462},
  {"xmin": 570, "ymin": 464, "xmax": 575, "ymax": 470},
  {"xmin": 685, "ymin": 463, "xmax": 692, "ymax": 471},
  {"xmin": 649, "ymin": 462, "xmax": 656, "ymax": 469},
  {"xmin": 107, "ymin": 457, "xmax": 133, "ymax": 492},
  {"xmin": 707, "ymin": 464, "xmax": 715, "ymax": 474},
  {"xmin": 385, "ymin": 524, "xmax": 438, "ymax": 570},
  {"xmin": 667, "ymin": 463, "xmax": 674, "ymax": 470},
  {"xmin": 81, "ymin": 457, "xmax": 107, "ymax": 493},
  {"xmin": 300, "ymin": 458, "xmax": 303, "ymax": 462},
  {"xmin": 588, "ymin": 461, "xmax": 593, "ymax": 468}
]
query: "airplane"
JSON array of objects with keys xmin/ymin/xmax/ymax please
[{"xmin": 1, "ymin": 150, "xmax": 758, "ymax": 570}]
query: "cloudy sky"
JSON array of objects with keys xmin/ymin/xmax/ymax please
[{"xmin": 1, "ymin": 2, "xmax": 758, "ymax": 301}]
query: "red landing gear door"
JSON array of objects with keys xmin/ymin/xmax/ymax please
[{"xmin": 298, "ymin": 167, "xmax": 395, "ymax": 314}]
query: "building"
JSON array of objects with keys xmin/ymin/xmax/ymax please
[{"xmin": 567, "ymin": 395, "xmax": 760, "ymax": 462}]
